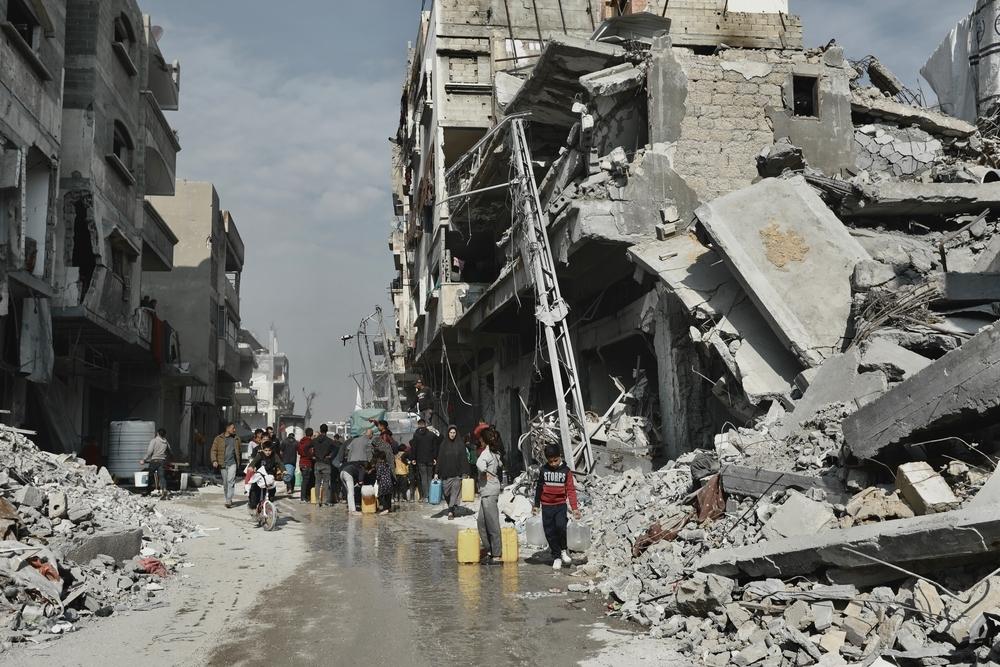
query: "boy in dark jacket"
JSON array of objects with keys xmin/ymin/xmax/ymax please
[
  {"xmin": 533, "ymin": 444, "xmax": 581, "ymax": 571},
  {"xmin": 280, "ymin": 433, "xmax": 298, "ymax": 496},
  {"xmin": 409, "ymin": 419, "xmax": 439, "ymax": 501}
]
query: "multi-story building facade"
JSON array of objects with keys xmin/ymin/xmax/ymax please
[
  {"xmin": 247, "ymin": 330, "xmax": 292, "ymax": 431},
  {"xmin": 144, "ymin": 180, "xmax": 247, "ymax": 463},
  {"xmin": 0, "ymin": 0, "xmax": 67, "ymax": 427}
]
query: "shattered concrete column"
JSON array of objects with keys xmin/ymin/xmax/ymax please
[{"xmin": 654, "ymin": 287, "xmax": 713, "ymax": 460}]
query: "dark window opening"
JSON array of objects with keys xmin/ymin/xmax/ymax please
[
  {"xmin": 71, "ymin": 200, "xmax": 97, "ymax": 296},
  {"xmin": 792, "ymin": 75, "xmax": 819, "ymax": 118},
  {"xmin": 6, "ymin": 0, "xmax": 40, "ymax": 48},
  {"xmin": 112, "ymin": 121, "xmax": 133, "ymax": 169},
  {"xmin": 113, "ymin": 14, "xmax": 135, "ymax": 46},
  {"xmin": 110, "ymin": 246, "xmax": 130, "ymax": 302}
]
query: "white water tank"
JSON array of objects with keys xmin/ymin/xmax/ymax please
[{"xmin": 108, "ymin": 421, "xmax": 156, "ymax": 480}]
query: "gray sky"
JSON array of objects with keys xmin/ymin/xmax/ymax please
[{"xmin": 141, "ymin": 0, "xmax": 973, "ymax": 423}]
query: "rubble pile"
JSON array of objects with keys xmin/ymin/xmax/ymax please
[{"xmin": 0, "ymin": 426, "xmax": 194, "ymax": 647}]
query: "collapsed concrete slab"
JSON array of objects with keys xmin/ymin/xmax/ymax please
[
  {"xmin": 505, "ymin": 37, "xmax": 627, "ymax": 128},
  {"xmin": 695, "ymin": 176, "xmax": 869, "ymax": 368},
  {"xmin": 940, "ymin": 272, "xmax": 1000, "ymax": 304},
  {"xmin": 850, "ymin": 90, "xmax": 978, "ymax": 138},
  {"xmin": 778, "ymin": 348, "xmax": 887, "ymax": 438},
  {"xmin": 719, "ymin": 465, "xmax": 850, "ymax": 505},
  {"xmin": 842, "ymin": 181, "xmax": 1000, "ymax": 219},
  {"xmin": 859, "ymin": 339, "xmax": 932, "ymax": 382},
  {"xmin": 761, "ymin": 491, "xmax": 836, "ymax": 541},
  {"xmin": 696, "ymin": 505, "xmax": 1000, "ymax": 579},
  {"xmin": 843, "ymin": 320, "xmax": 1000, "ymax": 461},
  {"xmin": 628, "ymin": 234, "xmax": 800, "ymax": 404}
]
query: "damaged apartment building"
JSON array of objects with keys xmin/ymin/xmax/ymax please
[
  {"xmin": 0, "ymin": 0, "xmax": 257, "ymax": 464},
  {"xmin": 388, "ymin": 0, "xmax": 1000, "ymax": 476}
]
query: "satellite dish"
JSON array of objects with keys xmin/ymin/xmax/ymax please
[{"xmin": 151, "ymin": 25, "xmax": 164, "ymax": 42}]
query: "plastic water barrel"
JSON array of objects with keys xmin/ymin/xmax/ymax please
[
  {"xmin": 525, "ymin": 515, "xmax": 546, "ymax": 546},
  {"xmin": 461, "ymin": 477, "xmax": 475, "ymax": 502},
  {"xmin": 567, "ymin": 521, "xmax": 592, "ymax": 552},
  {"xmin": 457, "ymin": 529, "xmax": 480, "ymax": 563},
  {"xmin": 108, "ymin": 421, "xmax": 156, "ymax": 480},
  {"xmin": 501, "ymin": 526, "xmax": 519, "ymax": 563},
  {"xmin": 429, "ymin": 479, "xmax": 443, "ymax": 505}
]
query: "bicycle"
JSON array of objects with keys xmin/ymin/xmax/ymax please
[{"xmin": 249, "ymin": 469, "xmax": 278, "ymax": 531}]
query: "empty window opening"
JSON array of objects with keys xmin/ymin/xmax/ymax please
[
  {"xmin": 110, "ymin": 246, "xmax": 130, "ymax": 302},
  {"xmin": 7, "ymin": 0, "xmax": 40, "ymax": 48},
  {"xmin": 792, "ymin": 75, "xmax": 819, "ymax": 118},
  {"xmin": 70, "ymin": 197, "xmax": 98, "ymax": 298},
  {"xmin": 113, "ymin": 13, "xmax": 135, "ymax": 47},
  {"xmin": 112, "ymin": 121, "xmax": 133, "ymax": 169}
]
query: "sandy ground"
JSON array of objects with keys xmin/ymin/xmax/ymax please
[{"xmin": 4, "ymin": 486, "xmax": 690, "ymax": 667}]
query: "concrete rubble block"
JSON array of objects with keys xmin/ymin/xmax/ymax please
[
  {"xmin": 970, "ymin": 466, "xmax": 1000, "ymax": 508},
  {"xmin": 844, "ymin": 487, "xmax": 914, "ymax": 524},
  {"xmin": 59, "ymin": 527, "xmax": 143, "ymax": 565},
  {"xmin": 944, "ymin": 576, "xmax": 1000, "ymax": 643},
  {"xmin": 867, "ymin": 58, "xmax": 906, "ymax": 97},
  {"xmin": 756, "ymin": 138, "xmax": 805, "ymax": 178},
  {"xmin": 761, "ymin": 490, "xmax": 836, "ymax": 541},
  {"xmin": 720, "ymin": 465, "xmax": 850, "ymax": 503},
  {"xmin": 851, "ymin": 259, "xmax": 896, "ymax": 291},
  {"xmin": 695, "ymin": 176, "xmax": 870, "ymax": 368},
  {"xmin": 894, "ymin": 462, "xmax": 960, "ymax": 515},
  {"xmin": 811, "ymin": 601, "xmax": 834, "ymax": 631},
  {"xmin": 783, "ymin": 599, "xmax": 814, "ymax": 631},
  {"xmin": 859, "ymin": 339, "xmax": 931, "ymax": 382},
  {"xmin": 675, "ymin": 573, "xmax": 735, "ymax": 615},
  {"xmin": 13, "ymin": 486, "xmax": 44, "ymax": 508},
  {"xmin": 818, "ymin": 629, "xmax": 846, "ymax": 654},
  {"xmin": 733, "ymin": 641, "xmax": 769, "ymax": 666},
  {"xmin": 842, "ymin": 181, "xmax": 1000, "ymax": 219},
  {"xmin": 579, "ymin": 63, "xmax": 645, "ymax": 98},
  {"xmin": 843, "ymin": 321, "xmax": 1000, "ymax": 461},
  {"xmin": 67, "ymin": 502, "xmax": 93, "ymax": 523},
  {"xmin": 47, "ymin": 491, "xmax": 68, "ymax": 519},
  {"xmin": 696, "ymin": 505, "xmax": 1000, "ymax": 580}
]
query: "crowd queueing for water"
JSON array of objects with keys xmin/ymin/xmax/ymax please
[{"xmin": 200, "ymin": 416, "xmax": 582, "ymax": 568}]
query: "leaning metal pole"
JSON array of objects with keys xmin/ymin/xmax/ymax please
[{"xmin": 509, "ymin": 118, "xmax": 593, "ymax": 472}]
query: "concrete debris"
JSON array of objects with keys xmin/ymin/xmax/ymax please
[
  {"xmin": 895, "ymin": 461, "xmax": 961, "ymax": 515},
  {"xmin": 0, "ymin": 425, "xmax": 194, "ymax": 646},
  {"xmin": 392, "ymin": 7, "xmax": 1000, "ymax": 665},
  {"xmin": 844, "ymin": 320, "xmax": 1000, "ymax": 461},
  {"xmin": 695, "ymin": 176, "xmax": 870, "ymax": 368}
]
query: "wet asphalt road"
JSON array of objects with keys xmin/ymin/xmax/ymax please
[{"xmin": 205, "ymin": 497, "xmax": 623, "ymax": 667}]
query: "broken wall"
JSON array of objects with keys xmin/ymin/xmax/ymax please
[{"xmin": 649, "ymin": 42, "xmax": 855, "ymax": 205}]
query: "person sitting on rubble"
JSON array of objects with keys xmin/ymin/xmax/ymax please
[
  {"xmin": 533, "ymin": 443, "xmax": 581, "ymax": 571},
  {"xmin": 246, "ymin": 440, "xmax": 281, "ymax": 512}
]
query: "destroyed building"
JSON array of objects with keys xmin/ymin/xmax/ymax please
[{"xmin": 388, "ymin": 0, "xmax": 1000, "ymax": 663}]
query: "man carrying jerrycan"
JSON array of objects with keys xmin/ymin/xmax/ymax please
[{"xmin": 532, "ymin": 443, "xmax": 581, "ymax": 571}]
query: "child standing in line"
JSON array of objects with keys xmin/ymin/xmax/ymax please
[
  {"xmin": 532, "ymin": 443, "xmax": 581, "ymax": 571},
  {"xmin": 374, "ymin": 450, "xmax": 395, "ymax": 515},
  {"xmin": 394, "ymin": 443, "xmax": 411, "ymax": 503}
]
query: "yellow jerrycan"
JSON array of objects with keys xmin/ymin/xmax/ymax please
[
  {"xmin": 461, "ymin": 477, "xmax": 475, "ymax": 502},
  {"xmin": 457, "ymin": 528, "xmax": 480, "ymax": 563},
  {"xmin": 500, "ymin": 526, "xmax": 519, "ymax": 563}
]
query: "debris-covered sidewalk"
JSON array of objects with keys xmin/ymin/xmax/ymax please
[{"xmin": 0, "ymin": 426, "xmax": 195, "ymax": 649}]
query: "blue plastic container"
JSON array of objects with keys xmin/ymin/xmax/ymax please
[{"xmin": 429, "ymin": 479, "xmax": 443, "ymax": 505}]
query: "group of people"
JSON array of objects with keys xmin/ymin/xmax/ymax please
[{"xmin": 206, "ymin": 415, "xmax": 582, "ymax": 569}]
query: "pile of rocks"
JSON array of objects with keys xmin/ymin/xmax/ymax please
[
  {"xmin": 0, "ymin": 426, "xmax": 194, "ymax": 647},
  {"xmin": 564, "ymin": 448, "xmax": 1000, "ymax": 665}
]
